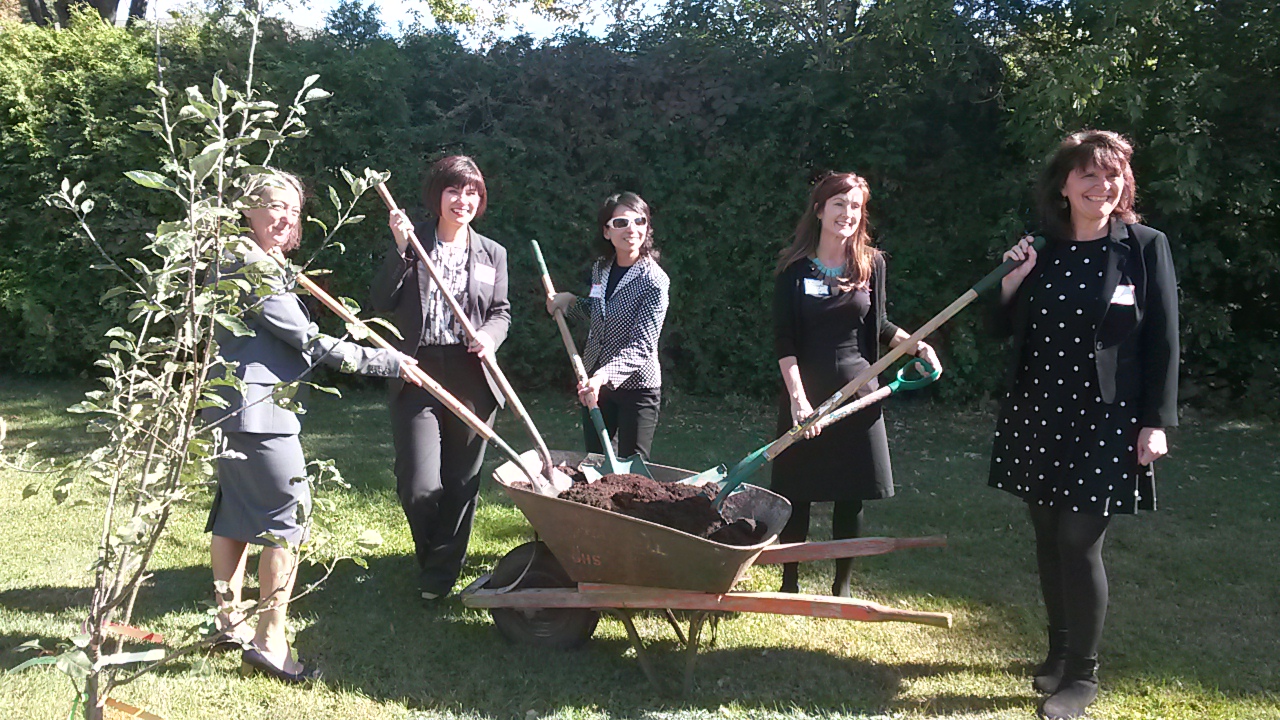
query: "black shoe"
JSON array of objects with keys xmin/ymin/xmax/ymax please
[
  {"xmin": 831, "ymin": 558, "xmax": 853, "ymax": 598},
  {"xmin": 1033, "ymin": 628, "xmax": 1069, "ymax": 694},
  {"xmin": 1039, "ymin": 655, "xmax": 1098, "ymax": 719},
  {"xmin": 240, "ymin": 647, "xmax": 321, "ymax": 684},
  {"xmin": 779, "ymin": 563, "xmax": 799, "ymax": 594}
]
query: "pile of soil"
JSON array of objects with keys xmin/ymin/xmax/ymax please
[{"xmin": 557, "ymin": 472, "xmax": 768, "ymax": 546}]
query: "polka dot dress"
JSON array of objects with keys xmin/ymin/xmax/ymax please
[{"xmin": 989, "ymin": 239, "xmax": 1155, "ymax": 516}]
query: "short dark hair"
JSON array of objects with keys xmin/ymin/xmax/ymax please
[
  {"xmin": 1037, "ymin": 130, "xmax": 1140, "ymax": 240},
  {"xmin": 421, "ymin": 155, "xmax": 487, "ymax": 220},
  {"xmin": 596, "ymin": 192, "xmax": 659, "ymax": 262}
]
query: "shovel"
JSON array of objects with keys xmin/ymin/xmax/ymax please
[
  {"xmin": 690, "ymin": 237, "xmax": 1048, "ymax": 507},
  {"xmin": 265, "ymin": 249, "xmax": 558, "ymax": 496},
  {"xmin": 531, "ymin": 240, "xmax": 653, "ymax": 481},
  {"xmin": 679, "ymin": 357, "xmax": 938, "ymax": 491},
  {"xmin": 375, "ymin": 183, "xmax": 571, "ymax": 494}
]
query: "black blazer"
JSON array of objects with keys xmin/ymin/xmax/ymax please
[
  {"xmin": 370, "ymin": 219, "xmax": 511, "ymax": 405},
  {"xmin": 991, "ymin": 219, "xmax": 1179, "ymax": 428}
]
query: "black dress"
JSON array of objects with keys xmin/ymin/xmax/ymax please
[
  {"xmin": 989, "ymin": 238, "xmax": 1154, "ymax": 516},
  {"xmin": 770, "ymin": 258, "xmax": 895, "ymax": 503}
]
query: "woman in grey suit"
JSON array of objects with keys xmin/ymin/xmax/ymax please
[
  {"xmin": 204, "ymin": 171, "xmax": 416, "ymax": 682},
  {"xmin": 371, "ymin": 156, "xmax": 511, "ymax": 602},
  {"xmin": 546, "ymin": 192, "xmax": 670, "ymax": 461}
]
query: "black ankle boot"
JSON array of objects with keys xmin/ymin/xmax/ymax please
[
  {"xmin": 1039, "ymin": 655, "xmax": 1098, "ymax": 719},
  {"xmin": 780, "ymin": 563, "xmax": 799, "ymax": 593},
  {"xmin": 1033, "ymin": 628, "xmax": 1069, "ymax": 694},
  {"xmin": 831, "ymin": 558, "xmax": 853, "ymax": 597}
]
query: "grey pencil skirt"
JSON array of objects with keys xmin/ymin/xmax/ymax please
[{"xmin": 206, "ymin": 431, "xmax": 310, "ymax": 546}]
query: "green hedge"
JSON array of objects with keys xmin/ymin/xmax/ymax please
[{"xmin": 1, "ymin": 1, "xmax": 1276, "ymax": 412}]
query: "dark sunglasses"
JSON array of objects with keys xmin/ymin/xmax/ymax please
[{"xmin": 607, "ymin": 216, "xmax": 648, "ymax": 229}]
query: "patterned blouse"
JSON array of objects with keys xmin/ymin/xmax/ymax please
[{"xmin": 420, "ymin": 239, "xmax": 469, "ymax": 346}]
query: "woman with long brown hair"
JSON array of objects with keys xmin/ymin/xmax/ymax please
[{"xmin": 771, "ymin": 171, "xmax": 941, "ymax": 596}]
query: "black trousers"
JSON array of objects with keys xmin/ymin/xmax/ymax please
[
  {"xmin": 582, "ymin": 386, "xmax": 661, "ymax": 462},
  {"xmin": 1029, "ymin": 503, "xmax": 1111, "ymax": 661},
  {"xmin": 391, "ymin": 345, "xmax": 498, "ymax": 595}
]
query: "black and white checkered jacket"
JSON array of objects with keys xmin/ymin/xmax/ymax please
[{"xmin": 568, "ymin": 255, "xmax": 670, "ymax": 390}]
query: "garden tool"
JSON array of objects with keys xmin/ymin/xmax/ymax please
[
  {"xmin": 687, "ymin": 236, "xmax": 1049, "ymax": 508},
  {"xmin": 531, "ymin": 240, "xmax": 653, "ymax": 481},
  {"xmin": 375, "ymin": 183, "xmax": 571, "ymax": 494},
  {"xmin": 267, "ymin": 249, "xmax": 557, "ymax": 496}
]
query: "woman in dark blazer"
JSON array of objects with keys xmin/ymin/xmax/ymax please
[
  {"xmin": 371, "ymin": 155, "xmax": 510, "ymax": 601},
  {"xmin": 546, "ymin": 192, "xmax": 670, "ymax": 461},
  {"xmin": 990, "ymin": 130, "xmax": 1179, "ymax": 720},
  {"xmin": 771, "ymin": 171, "xmax": 940, "ymax": 597},
  {"xmin": 205, "ymin": 171, "xmax": 413, "ymax": 682}
]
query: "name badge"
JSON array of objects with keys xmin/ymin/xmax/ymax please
[
  {"xmin": 589, "ymin": 283, "xmax": 606, "ymax": 300},
  {"xmin": 1110, "ymin": 283, "xmax": 1136, "ymax": 306},
  {"xmin": 803, "ymin": 278, "xmax": 831, "ymax": 297},
  {"xmin": 474, "ymin": 263, "xmax": 497, "ymax": 286}
]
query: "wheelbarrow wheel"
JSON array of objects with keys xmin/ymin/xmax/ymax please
[{"xmin": 486, "ymin": 541, "xmax": 599, "ymax": 650}]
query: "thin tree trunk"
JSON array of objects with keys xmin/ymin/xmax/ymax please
[
  {"xmin": 127, "ymin": 0, "xmax": 144, "ymax": 22},
  {"xmin": 26, "ymin": 0, "xmax": 55, "ymax": 24}
]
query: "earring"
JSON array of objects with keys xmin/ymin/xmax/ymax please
[{"xmin": 1059, "ymin": 197, "xmax": 1069, "ymax": 209}]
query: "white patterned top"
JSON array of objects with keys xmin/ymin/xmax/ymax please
[{"xmin": 420, "ymin": 239, "xmax": 469, "ymax": 346}]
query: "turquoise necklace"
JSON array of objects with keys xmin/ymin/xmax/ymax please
[{"xmin": 811, "ymin": 256, "xmax": 844, "ymax": 279}]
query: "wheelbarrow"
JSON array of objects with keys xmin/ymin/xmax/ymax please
[{"xmin": 459, "ymin": 450, "xmax": 951, "ymax": 693}]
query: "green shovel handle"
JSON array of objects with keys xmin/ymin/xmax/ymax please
[{"xmin": 886, "ymin": 357, "xmax": 940, "ymax": 393}]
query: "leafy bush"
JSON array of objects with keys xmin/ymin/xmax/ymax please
[{"xmin": 2, "ymin": 0, "xmax": 1277, "ymax": 413}]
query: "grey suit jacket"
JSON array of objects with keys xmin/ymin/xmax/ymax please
[
  {"xmin": 370, "ymin": 220, "xmax": 511, "ymax": 406},
  {"xmin": 203, "ymin": 246, "xmax": 402, "ymax": 435}
]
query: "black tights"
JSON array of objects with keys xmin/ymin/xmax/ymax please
[
  {"xmin": 780, "ymin": 499, "xmax": 864, "ymax": 544},
  {"xmin": 1029, "ymin": 503, "xmax": 1111, "ymax": 660}
]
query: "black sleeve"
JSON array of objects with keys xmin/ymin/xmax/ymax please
[
  {"xmin": 370, "ymin": 244, "xmax": 412, "ymax": 312},
  {"xmin": 1139, "ymin": 231, "xmax": 1180, "ymax": 428},
  {"xmin": 874, "ymin": 254, "xmax": 901, "ymax": 345},
  {"xmin": 774, "ymin": 264, "xmax": 798, "ymax": 360},
  {"xmin": 477, "ymin": 241, "xmax": 511, "ymax": 350}
]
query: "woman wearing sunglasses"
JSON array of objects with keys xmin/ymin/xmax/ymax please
[{"xmin": 547, "ymin": 192, "xmax": 670, "ymax": 461}]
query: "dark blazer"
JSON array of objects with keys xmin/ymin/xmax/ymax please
[
  {"xmin": 991, "ymin": 218, "xmax": 1179, "ymax": 428},
  {"xmin": 370, "ymin": 219, "xmax": 511, "ymax": 405},
  {"xmin": 775, "ymin": 253, "xmax": 901, "ymax": 367},
  {"xmin": 204, "ymin": 246, "xmax": 402, "ymax": 435},
  {"xmin": 568, "ymin": 255, "xmax": 670, "ymax": 390}
]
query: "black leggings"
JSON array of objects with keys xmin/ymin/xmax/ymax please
[
  {"xmin": 779, "ymin": 499, "xmax": 864, "ymax": 544},
  {"xmin": 1029, "ymin": 503, "xmax": 1111, "ymax": 660}
]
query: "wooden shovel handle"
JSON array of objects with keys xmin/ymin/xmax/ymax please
[
  {"xmin": 375, "ymin": 183, "xmax": 557, "ymax": 475},
  {"xmin": 531, "ymin": 241, "xmax": 591, "ymax": 387}
]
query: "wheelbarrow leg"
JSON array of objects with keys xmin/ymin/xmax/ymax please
[
  {"xmin": 683, "ymin": 611, "xmax": 710, "ymax": 695},
  {"xmin": 607, "ymin": 609, "xmax": 663, "ymax": 692},
  {"xmin": 663, "ymin": 609, "xmax": 688, "ymax": 645}
]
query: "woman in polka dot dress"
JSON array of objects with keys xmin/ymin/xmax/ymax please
[{"xmin": 989, "ymin": 131, "xmax": 1179, "ymax": 720}]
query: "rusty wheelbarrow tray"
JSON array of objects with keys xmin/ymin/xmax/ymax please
[{"xmin": 460, "ymin": 450, "xmax": 950, "ymax": 693}]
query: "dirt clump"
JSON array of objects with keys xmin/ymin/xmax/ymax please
[{"xmin": 558, "ymin": 472, "xmax": 768, "ymax": 546}]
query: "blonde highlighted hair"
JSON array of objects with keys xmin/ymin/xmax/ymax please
[{"xmin": 238, "ymin": 170, "xmax": 306, "ymax": 253}]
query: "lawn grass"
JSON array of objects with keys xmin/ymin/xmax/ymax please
[{"xmin": 1, "ymin": 375, "xmax": 1277, "ymax": 719}]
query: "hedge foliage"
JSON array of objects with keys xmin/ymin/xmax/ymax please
[{"xmin": 1, "ymin": 1, "xmax": 1276, "ymax": 412}]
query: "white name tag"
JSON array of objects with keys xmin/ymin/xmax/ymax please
[
  {"xmin": 589, "ymin": 283, "xmax": 606, "ymax": 300},
  {"xmin": 1110, "ymin": 283, "xmax": 1136, "ymax": 306},
  {"xmin": 473, "ymin": 263, "xmax": 496, "ymax": 286},
  {"xmin": 803, "ymin": 278, "xmax": 831, "ymax": 297}
]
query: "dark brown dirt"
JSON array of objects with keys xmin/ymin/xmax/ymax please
[{"xmin": 557, "ymin": 473, "xmax": 768, "ymax": 546}]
